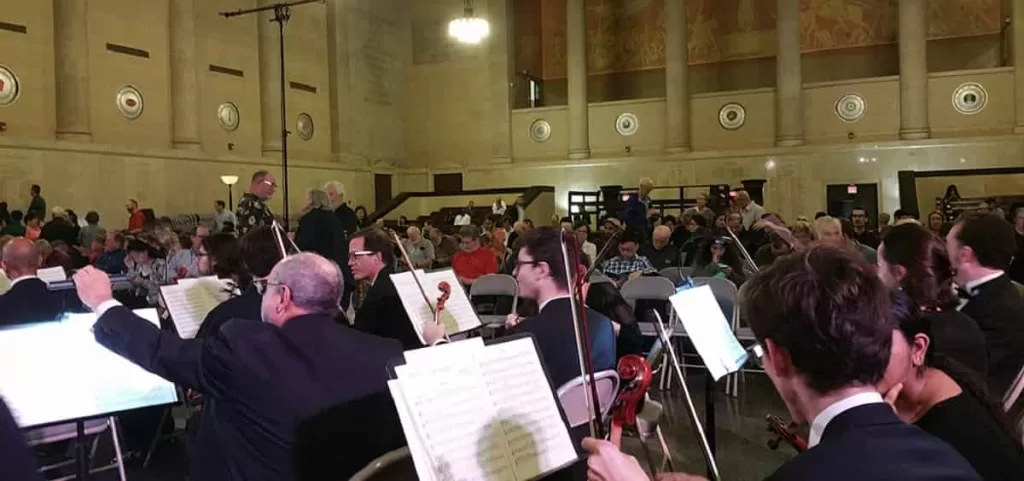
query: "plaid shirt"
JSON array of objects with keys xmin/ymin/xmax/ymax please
[{"xmin": 601, "ymin": 255, "xmax": 656, "ymax": 281}]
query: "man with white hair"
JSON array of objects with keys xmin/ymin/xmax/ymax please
[
  {"xmin": 403, "ymin": 226, "xmax": 434, "ymax": 269},
  {"xmin": 735, "ymin": 190, "xmax": 765, "ymax": 230},
  {"xmin": 324, "ymin": 181, "xmax": 359, "ymax": 235},
  {"xmin": 624, "ymin": 177, "xmax": 655, "ymax": 236},
  {"xmin": 73, "ymin": 252, "xmax": 402, "ymax": 481}
]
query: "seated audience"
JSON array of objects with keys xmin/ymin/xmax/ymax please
[
  {"xmin": 601, "ymin": 230, "xmax": 656, "ymax": 285},
  {"xmin": 402, "ymin": 226, "xmax": 435, "ymax": 270},
  {"xmin": 640, "ymin": 225, "xmax": 678, "ymax": 270},
  {"xmin": 692, "ymin": 236, "xmax": 745, "ymax": 285},
  {"xmin": 167, "ymin": 225, "xmax": 210, "ymax": 280},
  {"xmin": 349, "ymin": 228, "xmax": 421, "ymax": 349},
  {"xmin": 0, "ymin": 238, "xmax": 65, "ymax": 326},
  {"xmin": 94, "ymin": 231, "xmax": 128, "ymax": 274},
  {"xmin": 840, "ymin": 218, "xmax": 878, "ymax": 264},
  {"xmin": 583, "ymin": 245, "xmax": 982, "ymax": 481},
  {"xmin": 683, "ymin": 193, "xmax": 716, "ymax": 227},
  {"xmin": 40, "ymin": 207, "xmax": 78, "ymax": 247},
  {"xmin": 452, "ymin": 225, "xmax": 498, "ymax": 286},
  {"xmin": 1, "ymin": 210, "xmax": 25, "ymax": 237},
  {"xmin": 427, "ymin": 226, "xmax": 457, "ymax": 268},
  {"xmin": 125, "ymin": 237, "xmax": 169, "ymax": 306},
  {"xmin": 573, "ymin": 221, "xmax": 598, "ymax": 267}
]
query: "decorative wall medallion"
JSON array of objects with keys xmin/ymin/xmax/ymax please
[
  {"xmin": 718, "ymin": 103, "xmax": 745, "ymax": 130},
  {"xmin": 0, "ymin": 65, "xmax": 21, "ymax": 107},
  {"xmin": 952, "ymin": 82, "xmax": 987, "ymax": 115},
  {"xmin": 217, "ymin": 102, "xmax": 240, "ymax": 131},
  {"xmin": 834, "ymin": 93, "xmax": 865, "ymax": 122},
  {"xmin": 529, "ymin": 119, "xmax": 551, "ymax": 143},
  {"xmin": 615, "ymin": 113, "xmax": 639, "ymax": 136},
  {"xmin": 115, "ymin": 85, "xmax": 144, "ymax": 120},
  {"xmin": 296, "ymin": 113, "xmax": 314, "ymax": 140}
]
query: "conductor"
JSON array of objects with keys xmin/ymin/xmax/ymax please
[{"xmin": 73, "ymin": 253, "xmax": 402, "ymax": 481}]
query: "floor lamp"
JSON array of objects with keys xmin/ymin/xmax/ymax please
[
  {"xmin": 219, "ymin": 0, "xmax": 324, "ymax": 230},
  {"xmin": 221, "ymin": 175, "xmax": 239, "ymax": 209}
]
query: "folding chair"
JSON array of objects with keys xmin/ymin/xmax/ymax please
[
  {"xmin": 348, "ymin": 447, "xmax": 417, "ymax": 481},
  {"xmin": 27, "ymin": 418, "xmax": 127, "ymax": 481},
  {"xmin": 620, "ymin": 277, "xmax": 682, "ymax": 390},
  {"xmin": 692, "ymin": 277, "xmax": 745, "ymax": 396},
  {"xmin": 658, "ymin": 266, "xmax": 693, "ymax": 286},
  {"xmin": 469, "ymin": 274, "xmax": 518, "ymax": 335},
  {"xmin": 589, "ymin": 271, "xmax": 614, "ymax": 285},
  {"xmin": 556, "ymin": 370, "xmax": 620, "ymax": 428}
]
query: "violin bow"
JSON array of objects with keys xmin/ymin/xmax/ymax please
[
  {"xmin": 389, "ymin": 229, "xmax": 439, "ymax": 319},
  {"xmin": 560, "ymin": 230, "xmax": 604, "ymax": 438},
  {"xmin": 582, "ymin": 230, "xmax": 621, "ymax": 280},
  {"xmin": 723, "ymin": 226, "xmax": 759, "ymax": 275},
  {"xmin": 270, "ymin": 220, "xmax": 301, "ymax": 258}
]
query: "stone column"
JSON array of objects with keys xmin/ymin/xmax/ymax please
[
  {"xmin": 775, "ymin": 0, "xmax": 803, "ymax": 146},
  {"xmin": 899, "ymin": 0, "xmax": 930, "ymax": 139},
  {"xmin": 170, "ymin": 0, "xmax": 201, "ymax": 149},
  {"xmin": 489, "ymin": 0, "xmax": 513, "ymax": 163},
  {"xmin": 326, "ymin": 0, "xmax": 350, "ymax": 156},
  {"xmin": 1013, "ymin": 0, "xmax": 1024, "ymax": 133},
  {"xmin": 54, "ymin": 0, "xmax": 92, "ymax": 141},
  {"xmin": 258, "ymin": 12, "xmax": 284, "ymax": 155},
  {"xmin": 566, "ymin": 0, "xmax": 589, "ymax": 159},
  {"xmin": 664, "ymin": 0, "xmax": 690, "ymax": 152}
]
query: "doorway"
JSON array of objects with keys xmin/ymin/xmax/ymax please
[
  {"xmin": 433, "ymin": 173, "xmax": 463, "ymax": 194},
  {"xmin": 374, "ymin": 174, "xmax": 393, "ymax": 211},
  {"xmin": 826, "ymin": 183, "xmax": 879, "ymax": 229}
]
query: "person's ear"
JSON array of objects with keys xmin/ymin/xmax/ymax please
[
  {"xmin": 910, "ymin": 334, "xmax": 930, "ymax": 368},
  {"xmin": 762, "ymin": 338, "xmax": 793, "ymax": 378},
  {"xmin": 892, "ymin": 264, "xmax": 908, "ymax": 283}
]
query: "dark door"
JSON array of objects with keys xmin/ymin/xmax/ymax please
[
  {"xmin": 826, "ymin": 183, "xmax": 880, "ymax": 229},
  {"xmin": 433, "ymin": 173, "xmax": 463, "ymax": 194},
  {"xmin": 374, "ymin": 174, "xmax": 393, "ymax": 211}
]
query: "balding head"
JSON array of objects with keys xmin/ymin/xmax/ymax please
[
  {"xmin": 652, "ymin": 225, "xmax": 671, "ymax": 249},
  {"xmin": 406, "ymin": 225, "xmax": 421, "ymax": 242},
  {"xmin": 260, "ymin": 252, "xmax": 342, "ymax": 326},
  {"xmin": 2, "ymin": 238, "xmax": 40, "ymax": 279}
]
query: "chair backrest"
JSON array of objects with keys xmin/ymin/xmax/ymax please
[
  {"xmin": 658, "ymin": 266, "xmax": 693, "ymax": 284},
  {"xmin": 348, "ymin": 447, "xmax": 417, "ymax": 481},
  {"xmin": 693, "ymin": 277, "xmax": 739, "ymax": 327},
  {"xmin": 556, "ymin": 370, "xmax": 620, "ymax": 428},
  {"xmin": 619, "ymin": 276, "xmax": 677, "ymax": 309},
  {"xmin": 589, "ymin": 271, "xmax": 614, "ymax": 285},
  {"xmin": 469, "ymin": 274, "xmax": 517, "ymax": 298}
]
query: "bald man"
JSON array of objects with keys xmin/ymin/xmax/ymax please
[
  {"xmin": 735, "ymin": 190, "xmax": 766, "ymax": 229},
  {"xmin": 402, "ymin": 225, "xmax": 434, "ymax": 269},
  {"xmin": 0, "ymin": 237, "xmax": 65, "ymax": 326},
  {"xmin": 639, "ymin": 225, "xmax": 679, "ymax": 270},
  {"xmin": 73, "ymin": 252, "xmax": 403, "ymax": 481}
]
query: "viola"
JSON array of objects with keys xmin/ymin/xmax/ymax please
[
  {"xmin": 766, "ymin": 414, "xmax": 807, "ymax": 452},
  {"xmin": 609, "ymin": 355, "xmax": 653, "ymax": 447},
  {"xmin": 434, "ymin": 281, "xmax": 451, "ymax": 326}
]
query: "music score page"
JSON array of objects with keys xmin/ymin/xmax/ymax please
[
  {"xmin": 160, "ymin": 276, "xmax": 234, "ymax": 339},
  {"xmin": 391, "ymin": 269, "xmax": 482, "ymax": 343}
]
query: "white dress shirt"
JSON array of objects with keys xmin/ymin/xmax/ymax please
[
  {"xmin": 956, "ymin": 270, "xmax": 1005, "ymax": 311},
  {"xmin": 807, "ymin": 391, "xmax": 883, "ymax": 448},
  {"xmin": 8, "ymin": 275, "xmax": 40, "ymax": 288},
  {"xmin": 454, "ymin": 214, "xmax": 471, "ymax": 226},
  {"xmin": 537, "ymin": 294, "xmax": 571, "ymax": 313}
]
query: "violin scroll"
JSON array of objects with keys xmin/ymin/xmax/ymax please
[
  {"xmin": 434, "ymin": 281, "xmax": 452, "ymax": 326},
  {"xmin": 765, "ymin": 414, "xmax": 807, "ymax": 453}
]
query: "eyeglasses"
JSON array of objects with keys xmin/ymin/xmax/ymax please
[
  {"xmin": 350, "ymin": 250, "xmax": 379, "ymax": 257},
  {"xmin": 261, "ymin": 179, "xmax": 278, "ymax": 188}
]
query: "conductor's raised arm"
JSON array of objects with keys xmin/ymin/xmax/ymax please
[{"xmin": 73, "ymin": 267, "xmax": 233, "ymax": 397}]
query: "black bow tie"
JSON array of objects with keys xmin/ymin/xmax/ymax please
[{"xmin": 956, "ymin": 286, "xmax": 975, "ymax": 300}]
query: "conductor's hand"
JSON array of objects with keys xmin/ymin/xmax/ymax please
[
  {"xmin": 505, "ymin": 313, "xmax": 521, "ymax": 329},
  {"xmin": 581, "ymin": 437, "xmax": 649, "ymax": 481},
  {"xmin": 421, "ymin": 320, "xmax": 446, "ymax": 345},
  {"xmin": 73, "ymin": 266, "xmax": 114, "ymax": 312}
]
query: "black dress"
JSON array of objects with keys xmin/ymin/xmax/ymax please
[{"xmin": 915, "ymin": 393, "xmax": 1024, "ymax": 481}]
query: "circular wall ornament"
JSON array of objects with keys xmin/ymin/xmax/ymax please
[
  {"xmin": 217, "ymin": 102, "xmax": 240, "ymax": 131},
  {"xmin": 615, "ymin": 113, "xmax": 639, "ymax": 136},
  {"xmin": 116, "ymin": 85, "xmax": 144, "ymax": 120},
  {"xmin": 296, "ymin": 113, "xmax": 314, "ymax": 140},
  {"xmin": 952, "ymin": 82, "xmax": 987, "ymax": 115},
  {"xmin": 0, "ymin": 65, "xmax": 21, "ymax": 107},
  {"xmin": 529, "ymin": 119, "xmax": 551, "ymax": 143},
  {"xmin": 718, "ymin": 103, "xmax": 746, "ymax": 130},
  {"xmin": 834, "ymin": 93, "xmax": 865, "ymax": 122}
]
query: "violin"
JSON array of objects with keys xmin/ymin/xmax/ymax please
[
  {"xmin": 609, "ymin": 355, "xmax": 653, "ymax": 447},
  {"xmin": 766, "ymin": 414, "xmax": 807, "ymax": 453},
  {"xmin": 434, "ymin": 281, "xmax": 451, "ymax": 326}
]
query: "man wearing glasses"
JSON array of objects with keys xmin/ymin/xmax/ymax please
[
  {"xmin": 236, "ymin": 170, "xmax": 277, "ymax": 236},
  {"xmin": 348, "ymin": 228, "xmax": 421, "ymax": 349},
  {"xmin": 72, "ymin": 252, "xmax": 402, "ymax": 481}
]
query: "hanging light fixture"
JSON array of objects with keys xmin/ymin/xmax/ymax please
[{"xmin": 448, "ymin": 0, "xmax": 489, "ymax": 44}]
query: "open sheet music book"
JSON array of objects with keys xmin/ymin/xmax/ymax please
[
  {"xmin": 390, "ymin": 269, "xmax": 482, "ymax": 344},
  {"xmin": 159, "ymin": 276, "xmax": 235, "ymax": 339},
  {"xmin": 668, "ymin": 284, "xmax": 749, "ymax": 381},
  {"xmin": 36, "ymin": 266, "xmax": 68, "ymax": 284},
  {"xmin": 389, "ymin": 336, "xmax": 578, "ymax": 481}
]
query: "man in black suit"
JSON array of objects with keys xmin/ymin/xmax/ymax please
[
  {"xmin": 72, "ymin": 252, "xmax": 403, "ymax": 481},
  {"xmin": 582, "ymin": 246, "xmax": 981, "ymax": 481},
  {"xmin": 0, "ymin": 397, "xmax": 41, "ymax": 481},
  {"xmin": 947, "ymin": 212, "xmax": 1024, "ymax": 397},
  {"xmin": 349, "ymin": 228, "xmax": 422, "ymax": 350},
  {"xmin": 325, "ymin": 181, "xmax": 360, "ymax": 236},
  {"xmin": 0, "ymin": 238, "xmax": 65, "ymax": 326}
]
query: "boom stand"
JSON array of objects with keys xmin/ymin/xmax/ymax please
[
  {"xmin": 652, "ymin": 311, "xmax": 720, "ymax": 481},
  {"xmin": 219, "ymin": 0, "xmax": 324, "ymax": 230}
]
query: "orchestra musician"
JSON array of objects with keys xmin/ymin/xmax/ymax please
[
  {"xmin": 583, "ymin": 245, "xmax": 982, "ymax": 481},
  {"xmin": 0, "ymin": 237, "xmax": 68, "ymax": 326},
  {"xmin": 72, "ymin": 253, "xmax": 402, "ymax": 481},
  {"xmin": 348, "ymin": 227, "xmax": 422, "ymax": 349}
]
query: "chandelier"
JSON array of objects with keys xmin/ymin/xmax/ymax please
[{"xmin": 448, "ymin": 0, "xmax": 489, "ymax": 44}]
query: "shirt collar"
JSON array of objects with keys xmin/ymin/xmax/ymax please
[
  {"xmin": 538, "ymin": 294, "xmax": 571, "ymax": 313},
  {"xmin": 10, "ymin": 275, "xmax": 40, "ymax": 288},
  {"xmin": 964, "ymin": 271, "xmax": 1004, "ymax": 292},
  {"xmin": 807, "ymin": 392, "xmax": 883, "ymax": 448}
]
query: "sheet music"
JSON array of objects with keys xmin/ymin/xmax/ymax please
[
  {"xmin": 160, "ymin": 276, "xmax": 234, "ymax": 339},
  {"xmin": 391, "ymin": 269, "xmax": 483, "ymax": 344},
  {"xmin": 392, "ymin": 337, "xmax": 576, "ymax": 481},
  {"xmin": 36, "ymin": 266, "xmax": 67, "ymax": 284},
  {"xmin": 478, "ymin": 337, "xmax": 579, "ymax": 477},
  {"xmin": 668, "ymin": 285, "xmax": 749, "ymax": 380}
]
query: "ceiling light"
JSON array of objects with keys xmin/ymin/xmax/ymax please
[{"xmin": 448, "ymin": 0, "xmax": 489, "ymax": 44}]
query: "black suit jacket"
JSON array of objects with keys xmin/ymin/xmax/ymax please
[
  {"xmin": 0, "ymin": 278, "xmax": 66, "ymax": 326},
  {"xmin": 93, "ymin": 306, "xmax": 402, "ymax": 481},
  {"xmin": 353, "ymin": 268, "xmax": 422, "ymax": 350},
  {"xmin": 0, "ymin": 396, "xmax": 41, "ymax": 481},
  {"xmin": 766, "ymin": 403, "xmax": 980, "ymax": 481},
  {"xmin": 334, "ymin": 204, "xmax": 360, "ymax": 236},
  {"xmin": 960, "ymin": 274, "xmax": 1024, "ymax": 396},
  {"xmin": 295, "ymin": 209, "xmax": 349, "ymax": 271}
]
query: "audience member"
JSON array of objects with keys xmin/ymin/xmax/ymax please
[
  {"xmin": 850, "ymin": 206, "xmax": 880, "ymax": 248},
  {"xmin": 94, "ymin": 231, "xmax": 128, "ymax": 274},
  {"xmin": 236, "ymin": 170, "xmax": 277, "ymax": 236},
  {"xmin": 427, "ymin": 226, "xmax": 457, "ymax": 268},
  {"xmin": 213, "ymin": 200, "xmax": 237, "ymax": 233},
  {"xmin": 640, "ymin": 225, "xmax": 678, "ymax": 270},
  {"xmin": 324, "ymin": 181, "xmax": 359, "ymax": 236},
  {"xmin": 0, "ymin": 238, "xmax": 65, "ymax": 326},
  {"xmin": 27, "ymin": 184, "xmax": 45, "ymax": 221},
  {"xmin": 734, "ymin": 190, "xmax": 765, "ymax": 229},
  {"xmin": 403, "ymin": 226, "xmax": 434, "ymax": 270},
  {"xmin": 572, "ymin": 221, "xmax": 597, "ymax": 267},
  {"xmin": 78, "ymin": 211, "xmax": 105, "ymax": 248},
  {"xmin": 600, "ymin": 230, "xmax": 656, "ymax": 285},
  {"xmin": 452, "ymin": 225, "xmax": 498, "ymax": 286},
  {"xmin": 126, "ymin": 198, "xmax": 145, "ymax": 232},
  {"xmin": 167, "ymin": 225, "xmax": 210, "ymax": 280}
]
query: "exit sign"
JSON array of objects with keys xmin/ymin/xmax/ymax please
[{"xmin": 847, "ymin": 185, "xmax": 858, "ymax": 195}]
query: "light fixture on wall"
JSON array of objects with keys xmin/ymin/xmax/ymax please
[
  {"xmin": 448, "ymin": 0, "xmax": 489, "ymax": 44},
  {"xmin": 221, "ymin": 175, "xmax": 239, "ymax": 209}
]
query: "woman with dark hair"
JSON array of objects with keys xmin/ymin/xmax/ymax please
[
  {"xmin": 125, "ymin": 237, "xmax": 169, "ymax": 306},
  {"xmin": 884, "ymin": 292, "xmax": 1024, "ymax": 481},
  {"xmin": 877, "ymin": 223, "xmax": 988, "ymax": 376},
  {"xmin": 354, "ymin": 205, "xmax": 371, "ymax": 228},
  {"xmin": 199, "ymin": 233, "xmax": 249, "ymax": 289},
  {"xmin": 926, "ymin": 210, "xmax": 946, "ymax": 236},
  {"xmin": 691, "ymin": 236, "xmax": 745, "ymax": 286}
]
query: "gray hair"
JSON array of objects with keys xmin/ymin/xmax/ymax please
[
  {"xmin": 306, "ymin": 189, "xmax": 333, "ymax": 211},
  {"xmin": 323, "ymin": 181, "xmax": 345, "ymax": 198},
  {"xmin": 271, "ymin": 252, "xmax": 343, "ymax": 314}
]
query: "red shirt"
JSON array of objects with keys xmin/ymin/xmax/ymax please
[
  {"xmin": 128, "ymin": 210, "xmax": 145, "ymax": 232},
  {"xmin": 452, "ymin": 248, "xmax": 498, "ymax": 283}
]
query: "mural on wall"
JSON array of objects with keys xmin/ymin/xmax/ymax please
[{"xmin": 522, "ymin": 0, "xmax": 1002, "ymax": 79}]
